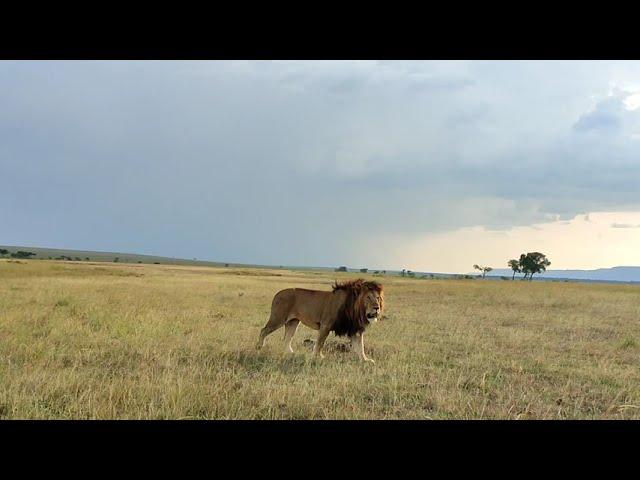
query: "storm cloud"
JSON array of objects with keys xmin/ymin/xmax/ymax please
[{"xmin": 2, "ymin": 61, "xmax": 640, "ymax": 268}]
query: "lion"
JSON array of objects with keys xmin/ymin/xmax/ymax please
[{"xmin": 256, "ymin": 279, "xmax": 384, "ymax": 362}]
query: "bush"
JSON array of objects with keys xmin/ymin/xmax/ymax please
[
  {"xmin": 335, "ymin": 266, "xmax": 347, "ymax": 272},
  {"xmin": 360, "ymin": 268, "xmax": 368, "ymax": 273},
  {"xmin": 11, "ymin": 251, "xmax": 36, "ymax": 259}
]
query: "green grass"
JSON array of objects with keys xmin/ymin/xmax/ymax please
[{"xmin": 1, "ymin": 259, "xmax": 640, "ymax": 419}]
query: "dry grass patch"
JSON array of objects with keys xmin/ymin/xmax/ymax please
[{"xmin": 1, "ymin": 259, "xmax": 639, "ymax": 419}]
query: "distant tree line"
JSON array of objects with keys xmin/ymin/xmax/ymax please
[
  {"xmin": 0, "ymin": 249, "xmax": 99, "ymax": 262},
  {"xmin": 54, "ymin": 255, "xmax": 87, "ymax": 261},
  {"xmin": 0, "ymin": 249, "xmax": 37, "ymax": 259},
  {"xmin": 334, "ymin": 266, "xmax": 387, "ymax": 275},
  {"xmin": 400, "ymin": 269, "xmax": 416, "ymax": 278}
]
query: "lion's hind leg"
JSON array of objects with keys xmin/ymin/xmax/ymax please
[
  {"xmin": 283, "ymin": 319, "xmax": 300, "ymax": 353},
  {"xmin": 256, "ymin": 312, "xmax": 286, "ymax": 350}
]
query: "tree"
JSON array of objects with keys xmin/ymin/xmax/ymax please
[
  {"xmin": 519, "ymin": 252, "xmax": 551, "ymax": 281},
  {"xmin": 360, "ymin": 268, "xmax": 368, "ymax": 273},
  {"xmin": 518, "ymin": 254, "xmax": 529, "ymax": 280},
  {"xmin": 508, "ymin": 259, "xmax": 521, "ymax": 280},
  {"xmin": 335, "ymin": 266, "xmax": 347, "ymax": 272},
  {"xmin": 0, "ymin": 249, "xmax": 9, "ymax": 256},
  {"xmin": 473, "ymin": 264, "xmax": 493, "ymax": 279}
]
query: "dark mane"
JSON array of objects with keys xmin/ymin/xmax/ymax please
[{"xmin": 331, "ymin": 279, "xmax": 384, "ymax": 337}]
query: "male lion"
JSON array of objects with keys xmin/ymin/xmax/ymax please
[{"xmin": 256, "ymin": 279, "xmax": 384, "ymax": 362}]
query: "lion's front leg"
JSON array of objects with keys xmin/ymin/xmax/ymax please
[
  {"xmin": 350, "ymin": 332, "xmax": 374, "ymax": 363},
  {"xmin": 313, "ymin": 325, "xmax": 331, "ymax": 359}
]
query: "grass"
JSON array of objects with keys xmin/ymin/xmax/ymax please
[{"xmin": 1, "ymin": 259, "xmax": 640, "ymax": 419}]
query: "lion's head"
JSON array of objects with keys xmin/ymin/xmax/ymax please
[
  {"xmin": 360, "ymin": 284, "xmax": 384, "ymax": 323},
  {"xmin": 331, "ymin": 279, "xmax": 384, "ymax": 336}
]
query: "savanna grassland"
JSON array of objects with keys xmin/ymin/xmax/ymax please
[{"xmin": 1, "ymin": 259, "xmax": 640, "ymax": 419}]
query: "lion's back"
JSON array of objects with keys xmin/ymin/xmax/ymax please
[{"xmin": 270, "ymin": 287, "xmax": 338, "ymax": 322}]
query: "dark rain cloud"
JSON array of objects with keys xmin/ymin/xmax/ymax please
[{"xmin": 2, "ymin": 61, "xmax": 640, "ymax": 267}]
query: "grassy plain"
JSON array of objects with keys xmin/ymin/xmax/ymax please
[{"xmin": 1, "ymin": 259, "xmax": 639, "ymax": 419}]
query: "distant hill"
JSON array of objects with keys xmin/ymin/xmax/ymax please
[
  {"xmin": 5, "ymin": 245, "xmax": 640, "ymax": 284},
  {"xmin": 484, "ymin": 267, "xmax": 640, "ymax": 283},
  {"xmin": 0, "ymin": 245, "xmax": 333, "ymax": 272},
  {"xmin": 0, "ymin": 245, "xmax": 231, "ymax": 267}
]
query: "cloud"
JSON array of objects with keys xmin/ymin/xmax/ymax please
[
  {"xmin": 3, "ymin": 61, "xmax": 640, "ymax": 268},
  {"xmin": 573, "ymin": 96, "xmax": 624, "ymax": 132},
  {"xmin": 611, "ymin": 223, "xmax": 640, "ymax": 228}
]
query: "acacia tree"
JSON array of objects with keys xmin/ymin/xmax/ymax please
[
  {"xmin": 473, "ymin": 264, "xmax": 493, "ymax": 279},
  {"xmin": 518, "ymin": 254, "xmax": 530, "ymax": 280},
  {"xmin": 519, "ymin": 252, "xmax": 551, "ymax": 281},
  {"xmin": 507, "ymin": 259, "xmax": 521, "ymax": 280}
]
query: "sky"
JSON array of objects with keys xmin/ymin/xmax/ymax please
[{"xmin": 2, "ymin": 60, "xmax": 640, "ymax": 273}]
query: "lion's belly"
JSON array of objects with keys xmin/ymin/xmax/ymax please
[{"xmin": 298, "ymin": 316, "xmax": 321, "ymax": 330}]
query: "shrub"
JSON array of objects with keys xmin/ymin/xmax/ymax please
[{"xmin": 11, "ymin": 251, "xmax": 36, "ymax": 259}]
